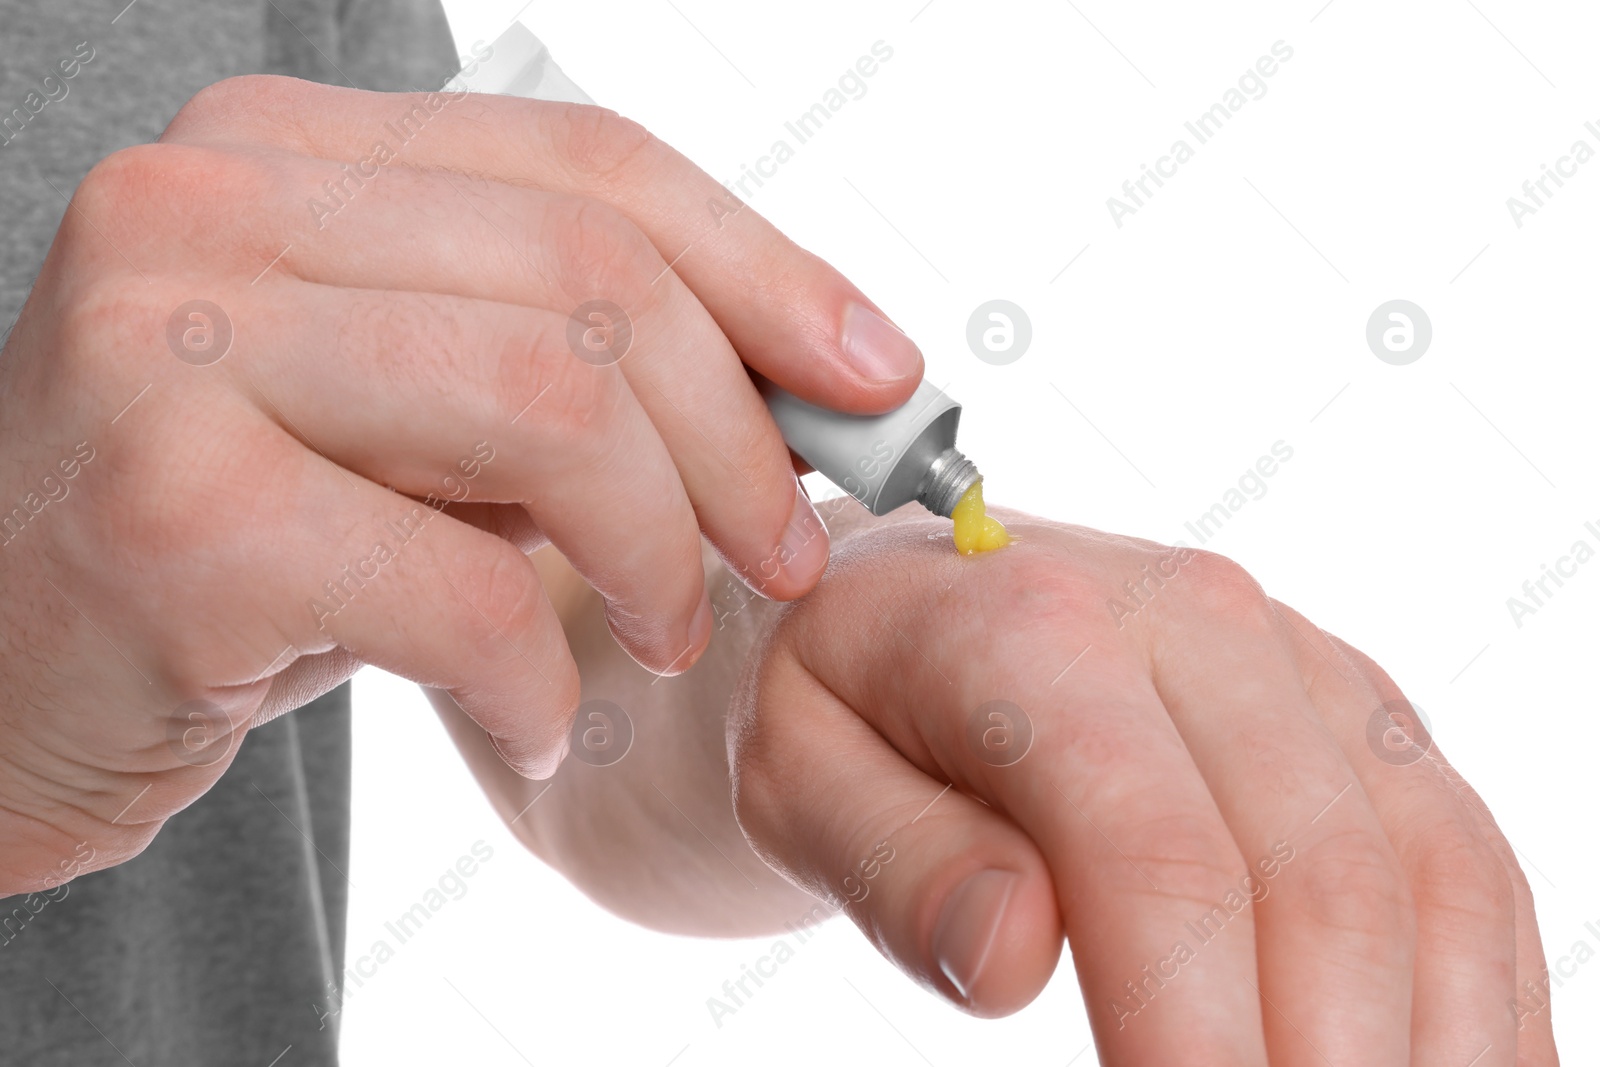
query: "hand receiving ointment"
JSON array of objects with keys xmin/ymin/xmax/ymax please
[{"xmin": 950, "ymin": 481, "xmax": 1010, "ymax": 555}]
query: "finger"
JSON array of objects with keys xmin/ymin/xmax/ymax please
[
  {"xmin": 249, "ymin": 428, "xmax": 581, "ymax": 776},
  {"xmin": 731, "ymin": 643, "xmax": 1061, "ymax": 1016},
  {"xmin": 161, "ymin": 77, "xmax": 926, "ymax": 411},
  {"xmin": 1277, "ymin": 606, "xmax": 1552, "ymax": 1066},
  {"xmin": 286, "ymin": 167, "xmax": 828, "ymax": 599},
  {"xmin": 772, "ymin": 528, "xmax": 1273, "ymax": 1064},
  {"xmin": 1140, "ymin": 553, "xmax": 1415, "ymax": 1066},
  {"xmin": 80, "ymin": 385, "xmax": 580, "ymax": 778},
  {"xmin": 221, "ymin": 279, "xmax": 713, "ymax": 676},
  {"xmin": 125, "ymin": 142, "xmax": 828, "ymax": 603},
  {"xmin": 989, "ymin": 671, "xmax": 1274, "ymax": 1062}
]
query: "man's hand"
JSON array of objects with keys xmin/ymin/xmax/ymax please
[
  {"xmin": 0, "ymin": 76, "xmax": 923, "ymax": 892},
  {"xmin": 728, "ymin": 504, "xmax": 1558, "ymax": 1065}
]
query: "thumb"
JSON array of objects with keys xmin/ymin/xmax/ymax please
[{"xmin": 731, "ymin": 646, "xmax": 1062, "ymax": 1015}]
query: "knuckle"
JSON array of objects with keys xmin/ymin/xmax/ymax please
[
  {"xmin": 1465, "ymin": 808, "xmax": 1540, "ymax": 909},
  {"xmin": 543, "ymin": 195, "xmax": 659, "ymax": 305},
  {"xmin": 71, "ymin": 144, "xmax": 171, "ymax": 227},
  {"xmin": 164, "ymin": 75, "xmax": 300, "ymax": 140},
  {"xmin": 462, "ymin": 545, "xmax": 544, "ymax": 648},
  {"xmin": 553, "ymin": 104, "xmax": 660, "ymax": 187},
  {"xmin": 513, "ymin": 310, "xmax": 621, "ymax": 437},
  {"xmin": 70, "ymin": 143, "xmax": 265, "ymax": 269},
  {"xmin": 168, "ymin": 76, "xmax": 255, "ymax": 127},
  {"xmin": 741, "ymin": 243, "xmax": 817, "ymax": 306},
  {"xmin": 1180, "ymin": 549, "xmax": 1276, "ymax": 626},
  {"xmin": 1286, "ymin": 828, "xmax": 1413, "ymax": 938},
  {"xmin": 1406, "ymin": 823, "xmax": 1514, "ymax": 921},
  {"xmin": 1112, "ymin": 813, "xmax": 1251, "ymax": 911}
]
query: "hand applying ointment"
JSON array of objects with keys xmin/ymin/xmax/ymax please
[{"xmin": 951, "ymin": 481, "xmax": 1010, "ymax": 555}]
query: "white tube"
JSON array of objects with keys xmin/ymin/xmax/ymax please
[{"xmin": 468, "ymin": 24, "xmax": 979, "ymax": 516}]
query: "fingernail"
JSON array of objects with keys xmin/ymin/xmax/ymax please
[
  {"xmin": 776, "ymin": 478, "xmax": 829, "ymax": 590},
  {"xmin": 839, "ymin": 302, "xmax": 922, "ymax": 383},
  {"xmin": 933, "ymin": 869, "xmax": 1017, "ymax": 1002},
  {"xmin": 685, "ymin": 595, "xmax": 713, "ymax": 663}
]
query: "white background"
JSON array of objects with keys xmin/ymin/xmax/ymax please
[{"xmin": 342, "ymin": 1, "xmax": 1600, "ymax": 1063}]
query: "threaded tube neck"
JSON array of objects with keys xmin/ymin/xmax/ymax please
[{"xmin": 917, "ymin": 447, "xmax": 980, "ymax": 518}]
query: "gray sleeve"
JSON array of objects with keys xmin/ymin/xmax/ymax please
[{"xmin": 336, "ymin": 0, "xmax": 461, "ymax": 91}]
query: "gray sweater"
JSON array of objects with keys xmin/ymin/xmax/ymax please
[{"xmin": 0, "ymin": 2, "xmax": 458, "ymax": 1062}]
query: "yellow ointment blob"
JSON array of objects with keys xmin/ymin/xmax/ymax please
[{"xmin": 951, "ymin": 481, "xmax": 1010, "ymax": 555}]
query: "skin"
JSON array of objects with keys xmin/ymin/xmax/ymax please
[
  {"xmin": 0, "ymin": 74, "xmax": 1557, "ymax": 1065},
  {"xmin": 0, "ymin": 81, "xmax": 923, "ymax": 891},
  {"xmin": 448, "ymin": 497, "xmax": 1561, "ymax": 1066}
]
